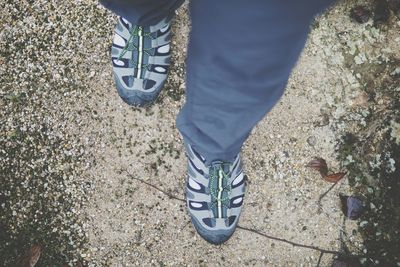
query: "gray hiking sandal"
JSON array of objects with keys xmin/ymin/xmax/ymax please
[
  {"xmin": 185, "ymin": 144, "xmax": 246, "ymax": 245},
  {"xmin": 111, "ymin": 16, "xmax": 172, "ymax": 106}
]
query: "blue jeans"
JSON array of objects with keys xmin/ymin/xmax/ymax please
[{"xmin": 100, "ymin": 0, "xmax": 335, "ymax": 163}]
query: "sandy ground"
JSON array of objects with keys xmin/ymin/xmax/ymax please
[
  {"xmin": 2, "ymin": 0, "xmax": 399, "ymax": 266},
  {"xmin": 80, "ymin": 2, "xmax": 360, "ymax": 266}
]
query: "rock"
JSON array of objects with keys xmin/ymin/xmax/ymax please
[{"xmin": 307, "ymin": 136, "xmax": 317, "ymax": 146}]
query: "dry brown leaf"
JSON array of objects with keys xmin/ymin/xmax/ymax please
[
  {"xmin": 350, "ymin": 6, "xmax": 371, "ymax": 24},
  {"xmin": 17, "ymin": 245, "xmax": 41, "ymax": 267},
  {"xmin": 323, "ymin": 172, "xmax": 347, "ymax": 183},
  {"xmin": 306, "ymin": 157, "xmax": 328, "ymax": 176},
  {"xmin": 307, "ymin": 157, "xmax": 347, "ymax": 183}
]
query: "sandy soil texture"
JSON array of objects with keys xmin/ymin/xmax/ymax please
[{"xmin": 1, "ymin": 0, "xmax": 399, "ymax": 266}]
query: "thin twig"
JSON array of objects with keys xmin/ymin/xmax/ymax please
[
  {"xmin": 318, "ymin": 203, "xmax": 375, "ymax": 264},
  {"xmin": 122, "ymin": 168, "xmax": 373, "ymax": 261},
  {"xmin": 316, "ymin": 252, "xmax": 324, "ymax": 267},
  {"xmin": 237, "ymin": 226, "xmax": 340, "ymax": 255},
  {"xmin": 180, "ymin": 220, "xmax": 191, "ymax": 231},
  {"xmin": 317, "ymin": 181, "xmax": 339, "ymax": 209},
  {"xmin": 124, "ymin": 170, "xmax": 185, "ymax": 202}
]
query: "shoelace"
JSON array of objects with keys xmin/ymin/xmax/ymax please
[
  {"xmin": 208, "ymin": 162, "xmax": 232, "ymax": 213},
  {"xmin": 117, "ymin": 25, "xmax": 155, "ymax": 71}
]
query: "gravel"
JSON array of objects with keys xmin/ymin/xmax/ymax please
[{"xmin": 1, "ymin": 0, "xmax": 399, "ymax": 265}]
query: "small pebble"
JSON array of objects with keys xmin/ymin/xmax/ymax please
[{"xmin": 307, "ymin": 136, "xmax": 317, "ymax": 146}]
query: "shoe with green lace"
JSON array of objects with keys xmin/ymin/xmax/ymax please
[
  {"xmin": 111, "ymin": 16, "xmax": 172, "ymax": 106},
  {"xmin": 185, "ymin": 143, "xmax": 247, "ymax": 245}
]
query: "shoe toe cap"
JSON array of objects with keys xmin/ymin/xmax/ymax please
[
  {"xmin": 113, "ymin": 74, "xmax": 164, "ymax": 107},
  {"xmin": 120, "ymin": 94, "xmax": 152, "ymax": 107},
  {"xmin": 190, "ymin": 216, "xmax": 236, "ymax": 245},
  {"xmin": 201, "ymin": 233, "xmax": 233, "ymax": 245}
]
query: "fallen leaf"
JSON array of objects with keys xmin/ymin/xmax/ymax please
[
  {"xmin": 306, "ymin": 158, "xmax": 328, "ymax": 176},
  {"xmin": 340, "ymin": 195, "xmax": 364, "ymax": 220},
  {"xmin": 16, "ymin": 245, "xmax": 41, "ymax": 267},
  {"xmin": 350, "ymin": 6, "xmax": 371, "ymax": 24},
  {"xmin": 307, "ymin": 158, "xmax": 347, "ymax": 183},
  {"xmin": 323, "ymin": 172, "xmax": 347, "ymax": 183}
]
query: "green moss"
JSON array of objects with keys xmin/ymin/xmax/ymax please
[{"xmin": 336, "ymin": 49, "xmax": 400, "ymax": 265}]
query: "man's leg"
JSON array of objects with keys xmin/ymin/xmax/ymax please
[
  {"xmin": 180, "ymin": 0, "xmax": 335, "ymax": 244},
  {"xmin": 99, "ymin": 0, "xmax": 184, "ymax": 27},
  {"xmin": 177, "ymin": 0, "xmax": 335, "ymax": 163},
  {"xmin": 100, "ymin": 0, "xmax": 185, "ymax": 106}
]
